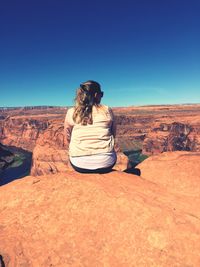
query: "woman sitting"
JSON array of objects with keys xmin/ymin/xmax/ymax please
[{"xmin": 64, "ymin": 80, "xmax": 117, "ymax": 173}]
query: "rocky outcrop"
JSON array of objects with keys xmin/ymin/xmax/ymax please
[
  {"xmin": 30, "ymin": 120, "xmax": 69, "ymax": 176},
  {"xmin": 0, "ymin": 112, "xmax": 69, "ymax": 176},
  {"xmin": 0, "ymin": 151, "xmax": 200, "ymax": 266},
  {"xmin": 143, "ymin": 122, "xmax": 199, "ymax": 154},
  {"xmin": 138, "ymin": 151, "xmax": 200, "ymax": 197},
  {"xmin": 0, "ymin": 116, "xmax": 50, "ymax": 151}
]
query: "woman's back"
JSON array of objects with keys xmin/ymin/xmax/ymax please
[
  {"xmin": 64, "ymin": 80, "xmax": 117, "ymax": 173},
  {"xmin": 66, "ymin": 105, "xmax": 115, "ymax": 157}
]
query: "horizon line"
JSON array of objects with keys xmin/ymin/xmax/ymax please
[{"xmin": 0, "ymin": 102, "xmax": 200, "ymax": 110}]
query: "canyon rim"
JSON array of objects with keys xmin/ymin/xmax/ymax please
[{"xmin": 0, "ymin": 104, "xmax": 200, "ymax": 266}]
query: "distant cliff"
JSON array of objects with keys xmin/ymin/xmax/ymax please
[
  {"xmin": 0, "ymin": 105, "xmax": 66, "ymax": 112},
  {"xmin": 143, "ymin": 121, "xmax": 200, "ymax": 154},
  {"xmin": 0, "ymin": 105, "xmax": 200, "ymax": 176}
]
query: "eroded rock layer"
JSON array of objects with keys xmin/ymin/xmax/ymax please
[{"xmin": 1, "ymin": 105, "xmax": 200, "ymax": 175}]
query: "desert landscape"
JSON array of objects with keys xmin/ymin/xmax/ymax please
[
  {"xmin": 0, "ymin": 104, "xmax": 200, "ymax": 266},
  {"xmin": 1, "ymin": 104, "xmax": 200, "ymax": 177},
  {"xmin": 1, "ymin": 0, "xmax": 200, "ymax": 265}
]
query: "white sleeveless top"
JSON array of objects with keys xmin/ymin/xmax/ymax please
[{"xmin": 64, "ymin": 105, "xmax": 116, "ymax": 157}]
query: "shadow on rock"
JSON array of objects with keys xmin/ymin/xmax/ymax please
[
  {"xmin": 123, "ymin": 167, "xmax": 141, "ymax": 176},
  {"xmin": 0, "ymin": 255, "xmax": 5, "ymax": 267}
]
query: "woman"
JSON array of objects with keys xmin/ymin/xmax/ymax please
[{"xmin": 64, "ymin": 80, "xmax": 117, "ymax": 173}]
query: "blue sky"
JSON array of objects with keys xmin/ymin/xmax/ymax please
[{"xmin": 0, "ymin": 0, "xmax": 200, "ymax": 107}]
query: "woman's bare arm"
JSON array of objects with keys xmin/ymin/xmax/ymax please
[
  {"xmin": 109, "ymin": 107, "xmax": 116, "ymax": 138},
  {"xmin": 64, "ymin": 109, "xmax": 74, "ymax": 144}
]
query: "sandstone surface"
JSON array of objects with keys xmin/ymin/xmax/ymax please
[
  {"xmin": 0, "ymin": 152, "xmax": 200, "ymax": 266},
  {"xmin": 138, "ymin": 151, "xmax": 200, "ymax": 197}
]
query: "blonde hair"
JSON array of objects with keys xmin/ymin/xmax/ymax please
[{"xmin": 72, "ymin": 80, "xmax": 103, "ymax": 125}]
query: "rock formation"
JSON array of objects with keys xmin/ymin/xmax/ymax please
[
  {"xmin": 0, "ymin": 109, "xmax": 69, "ymax": 175},
  {"xmin": 0, "ymin": 115, "xmax": 50, "ymax": 151},
  {"xmin": 30, "ymin": 119, "xmax": 69, "ymax": 176},
  {"xmin": 138, "ymin": 151, "xmax": 200, "ymax": 197},
  {"xmin": 114, "ymin": 105, "xmax": 200, "ymax": 155},
  {"xmin": 0, "ymin": 151, "xmax": 199, "ymax": 266},
  {"xmin": 1, "ymin": 104, "xmax": 200, "ymax": 176},
  {"xmin": 143, "ymin": 122, "xmax": 198, "ymax": 154}
]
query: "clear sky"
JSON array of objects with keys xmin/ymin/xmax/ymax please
[{"xmin": 0, "ymin": 0, "xmax": 200, "ymax": 107}]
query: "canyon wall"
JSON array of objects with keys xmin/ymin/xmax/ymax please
[
  {"xmin": 114, "ymin": 105, "xmax": 200, "ymax": 154},
  {"xmin": 0, "ymin": 109, "xmax": 69, "ymax": 175},
  {"xmin": 0, "ymin": 105, "xmax": 200, "ymax": 176}
]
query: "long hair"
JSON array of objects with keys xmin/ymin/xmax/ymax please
[{"xmin": 73, "ymin": 80, "xmax": 103, "ymax": 125}]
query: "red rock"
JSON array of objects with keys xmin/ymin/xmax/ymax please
[
  {"xmin": 0, "ymin": 154, "xmax": 200, "ymax": 266},
  {"xmin": 1, "ymin": 105, "xmax": 200, "ymax": 175},
  {"xmin": 138, "ymin": 151, "xmax": 200, "ymax": 197},
  {"xmin": 30, "ymin": 119, "xmax": 69, "ymax": 175},
  {"xmin": 0, "ymin": 115, "xmax": 50, "ymax": 151}
]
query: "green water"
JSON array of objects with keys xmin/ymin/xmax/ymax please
[
  {"xmin": 118, "ymin": 138, "xmax": 148, "ymax": 167},
  {"xmin": 7, "ymin": 153, "xmax": 26, "ymax": 168},
  {"xmin": 0, "ymin": 146, "xmax": 32, "ymax": 186},
  {"xmin": 123, "ymin": 150, "xmax": 148, "ymax": 168}
]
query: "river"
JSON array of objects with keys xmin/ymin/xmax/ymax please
[{"xmin": 0, "ymin": 146, "xmax": 32, "ymax": 186}]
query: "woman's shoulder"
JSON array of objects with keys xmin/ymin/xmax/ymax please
[
  {"xmin": 66, "ymin": 107, "xmax": 75, "ymax": 116},
  {"xmin": 95, "ymin": 104, "xmax": 111, "ymax": 111},
  {"xmin": 93, "ymin": 105, "xmax": 114, "ymax": 120},
  {"xmin": 100, "ymin": 105, "xmax": 114, "ymax": 115},
  {"xmin": 67, "ymin": 106, "xmax": 75, "ymax": 112},
  {"xmin": 65, "ymin": 107, "xmax": 75, "ymax": 125}
]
